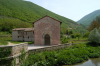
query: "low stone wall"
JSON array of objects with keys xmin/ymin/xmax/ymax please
[
  {"xmin": 29, "ymin": 43, "xmax": 72, "ymax": 54},
  {"xmin": 0, "ymin": 42, "xmax": 28, "ymax": 57},
  {"xmin": 0, "ymin": 43, "xmax": 28, "ymax": 66}
]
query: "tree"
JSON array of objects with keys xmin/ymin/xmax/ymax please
[
  {"xmin": 88, "ymin": 28, "xmax": 100, "ymax": 44},
  {"xmin": 76, "ymin": 33, "xmax": 81, "ymax": 40},
  {"xmin": 87, "ymin": 20, "xmax": 100, "ymax": 31}
]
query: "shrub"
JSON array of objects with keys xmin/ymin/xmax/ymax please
[
  {"xmin": 28, "ymin": 54, "xmax": 40, "ymax": 64},
  {"xmin": 89, "ymin": 53, "xmax": 99, "ymax": 58},
  {"xmin": 75, "ymin": 58, "xmax": 84, "ymax": 63},
  {"xmin": 57, "ymin": 55, "xmax": 67, "ymax": 65},
  {"xmin": 61, "ymin": 36, "xmax": 68, "ymax": 44},
  {"xmin": 81, "ymin": 55, "xmax": 89, "ymax": 60},
  {"xmin": 57, "ymin": 55, "xmax": 76, "ymax": 65},
  {"xmin": 36, "ymin": 61, "xmax": 48, "ymax": 66},
  {"xmin": 46, "ymin": 57, "xmax": 55, "ymax": 66}
]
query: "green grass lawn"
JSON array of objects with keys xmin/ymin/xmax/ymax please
[
  {"xmin": 68, "ymin": 37, "xmax": 88, "ymax": 44},
  {"xmin": 0, "ymin": 36, "xmax": 34, "ymax": 45},
  {"xmin": 0, "ymin": 32, "xmax": 11, "ymax": 36},
  {"xmin": 0, "ymin": 37, "xmax": 24, "ymax": 45}
]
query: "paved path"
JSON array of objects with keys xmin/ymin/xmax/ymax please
[{"xmin": 28, "ymin": 44, "xmax": 51, "ymax": 50}]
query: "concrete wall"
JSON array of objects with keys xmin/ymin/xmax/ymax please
[
  {"xmin": 12, "ymin": 31, "xmax": 19, "ymax": 41},
  {"xmin": 24, "ymin": 31, "xmax": 34, "ymax": 41},
  {"xmin": 34, "ymin": 16, "xmax": 61, "ymax": 45}
]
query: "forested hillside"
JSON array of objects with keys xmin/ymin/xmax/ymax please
[
  {"xmin": 77, "ymin": 9, "xmax": 100, "ymax": 26},
  {"xmin": 0, "ymin": 0, "xmax": 86, "ymax": 33}
]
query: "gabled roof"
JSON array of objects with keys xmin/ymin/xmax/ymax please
[
  {"xmin": 33, "ymin": 15, "xmax": 62, "ymax": 24},
  {"xmin": 12, "ymin": 28, "xmax": 34, "ymax": 31}
]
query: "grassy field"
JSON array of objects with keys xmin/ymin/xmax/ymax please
[
  {"xmin": 0, "ymin": 37, "xmax": 24, "ymax": 45},
  {"xmin": 0, "ymin": 32, "xmax": 11, "ymax": 36},
  {"xmin": 0, "ymin": 37, "xmax": 34, "ymax": 45},
  {"xmin": 68, "ymin": 37, "xmax": 88, "ymax": 44}
]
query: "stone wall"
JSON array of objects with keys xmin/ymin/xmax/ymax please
[
  {"xmin": 0, "ymin": 42, "xmax": 28, "ymax": 56},
  {"xmin": 29, "ymin": 43, "xmax": 72, "ymax": 54},
  {"xmin": 0, "ymin": 43, "xmax": 28, "ymax": 66}
]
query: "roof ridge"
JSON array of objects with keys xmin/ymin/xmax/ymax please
[{"xmin": 33, "ymin": 15, "xmax": 62, "ymax": 24}]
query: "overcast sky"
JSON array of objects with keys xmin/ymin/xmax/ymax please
[{"xmin": 25, "ymin": 0, "xmax": 100, "ymax": 21}]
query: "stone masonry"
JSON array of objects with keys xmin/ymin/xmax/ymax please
[{"xmin": 34, "ymin": 15, "xmax": 62, "ymax": 45}]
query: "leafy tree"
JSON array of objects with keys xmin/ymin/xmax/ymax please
[
  {"xmin": 87, "ymin": 20, "xmax": 100, "ymax": 31},
  {"xmin": 87, "ymin": 16, "xmax": 100, "ymax": 31},
  {"xmin": 76, "ymin": 33, "xmax": 81, "ymax": 40},
  {"xmin": 88, "ymin": 28, "xmax": 100, "ymax": 44}
]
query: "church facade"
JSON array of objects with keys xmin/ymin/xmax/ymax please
[{"xmin": 34, "ymin": 15, "xmax": 62, "ymax": 45}]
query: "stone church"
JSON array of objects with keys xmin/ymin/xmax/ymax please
[
  {"xmin": 12, "ymin": 15, "xmax": 62, "ymax": 45},
  {"xmin": 34, "ymin": 15, "xmax": 62, "ymax": 45}
]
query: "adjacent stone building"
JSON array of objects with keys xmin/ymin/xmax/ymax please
[
  {"xmin": 12, "ymin": 15, "xmax": 62, "ymax": 45},
  {"xmin": 12, "ymin": 28, "xmax": 34, "ymax": 41},
  {"xmin": 34, "ymin": 15, "xmax": 62, "ymax": 45}
]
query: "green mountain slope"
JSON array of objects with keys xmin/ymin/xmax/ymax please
[
  {"xmin": 0, "ymin": 0, "xmax": 86, "ymax": 33},
  {"xmin": 77, "ymin": 10, "xmax": 100, "ymax": 26}
]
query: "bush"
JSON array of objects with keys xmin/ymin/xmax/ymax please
[
  {"xmin": 28, "ymin": 54, "xmax": 40, "ymax": 64},
  {"xmin": 75, "ymin": 58, "xmax": 84, "ymax": 63},
  {"xmin": 61, "ymin": 36, "xmax": 68, "ymax": 44},
  {"xmin": 57, "ymin": 55, "xmax": 67, "ymax": 65},
  {"xmin": 81, "ymin": 55, "xmax": 89, "ymax": 60},
  {"xmin": 89, "ymin": 53, "xmax": 99, "ymax": 58},
  {"xmin": 46, "ymin": 57, "xmax": 55, "ymax": 66}
]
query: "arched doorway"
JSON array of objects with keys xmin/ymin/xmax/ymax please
[{"xmin": 44, "ymin": 34, "xmax": 50, "ymax": 45}]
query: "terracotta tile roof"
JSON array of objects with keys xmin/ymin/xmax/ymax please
[
  {"xmin": 33, "ymin": 15, "xmax": 62, "ymax": 24},
  {"xmin": 12, "ymin": 28, "xmax": 34, "ymax": 31}
]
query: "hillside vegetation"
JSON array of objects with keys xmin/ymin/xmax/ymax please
[
  {"xmin": 77, "ymin": 10, "xmax": 100, "ymax": 26},
  {"xmin": 0, "ymin": 0, "xmax": 86, "ymax": 33}
]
